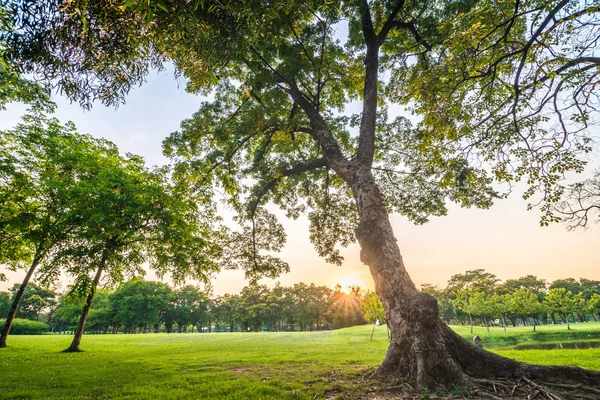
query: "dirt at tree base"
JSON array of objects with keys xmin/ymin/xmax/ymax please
[{"xmin": 325, "ymin": 370, "xmax": 600, "ymax": 400}]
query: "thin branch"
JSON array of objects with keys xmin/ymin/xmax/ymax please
[{"xmin": 248, "ymin": 158, "xmax": 327, "ymax": 218}]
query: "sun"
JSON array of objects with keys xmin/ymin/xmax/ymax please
[{"xmin": 335, "ymin": 277, "xmax": 364, "ymax": 293}]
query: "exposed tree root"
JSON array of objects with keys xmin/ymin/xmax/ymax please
[
  {"xmin": 354, "ymin": 376, "xmax": 600, "ymax": 399},
  {"xmin": 371, "ymin": 293, "xmax": 600, "ymax": 395}
]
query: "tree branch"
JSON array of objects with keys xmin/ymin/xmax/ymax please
[
  {"xmin": 391, "ymin": 21, "xmax": 432, "ymax": 51},
  {"xmin": 248, "ymin": 158, "xmax": 328, "ymax": 218},
  {"xmin": 356, "ymin": 0, "xmax": 380, "ymax": 168},
  {"xmin": 283, "ymin": 81, "xmax": 349, "ymax": 172},
  {"xmin": 377, "ymin": 0, "xmax": 406, "ymax": 46}
]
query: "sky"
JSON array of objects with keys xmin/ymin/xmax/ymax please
[{"xmin": 1, "ymin": 68, "xmax": 599, "ymax": 296}]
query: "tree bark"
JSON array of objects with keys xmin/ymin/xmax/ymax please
[
  {"xmin": 0, "ymin": 258, "xmax": 40, "ymax": 348},
  {"xmin": 64, "ymin": 260, "xmax": 105, "ymax": 352}
]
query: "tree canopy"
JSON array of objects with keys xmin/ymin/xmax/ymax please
[{"xmin": 0, "ymin": 111, "xmax": 222, "ymax": 349}]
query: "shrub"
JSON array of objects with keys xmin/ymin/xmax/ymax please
[{"xmin": 0, "ymin": 318, "xmax": 49, "ymax": 334}]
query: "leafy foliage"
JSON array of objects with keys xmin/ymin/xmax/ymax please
[
  {"xmin": 8, "ymin": 283, "xmax": 57, "ymax": 321},
  {"xmin": 4, "ymin": 0, "xmax": 588, "ymax": 275},
  {"xmin": 0, "ymin": 291, "xmax": 9, "ymax": 318}
]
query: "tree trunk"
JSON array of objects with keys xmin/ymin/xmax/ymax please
[
  {"xmin": 0, "ymin": 258, "xmax": 40, "ymax": 348},
  {"xmin": 371, "ymin": 321, "xmax": 376, "ymax": 340},
  {"xmin": 64, "ymin": 261, "xmax": 104, "ymax": 352},
  {"xmin": 468, "ymin": 312, "xmax": 473, "ymax": 334},
  {"xmin": 347, "ymin": 169, "xmax": 600, "ymax": 388}
]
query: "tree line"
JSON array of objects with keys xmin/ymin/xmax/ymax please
[
  {"xmin": 0, "ymin": 280, "xmax": 366, "ymax": 334},
  {"xmin": 419, "ymin": 270, "xmax": 600, "ymax": 332},
  {"xmin": 3, "ymin": 269, "xmax": 600, "ymax": 336}
]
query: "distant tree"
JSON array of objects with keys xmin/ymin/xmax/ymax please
[
  {"xmin": 497, "ymin": 276, "xmax": 547, "ymax": 301},
  {"xmin": 446, "ymin": 269, "xmax": 500, "ymax": 296},
  {"xmin": 166, "ymin": 285, "xmax": 207, "ymax": 333},
  {"xmin": 50, "ymin": 301, "xmax": 80, "ymax": 333},
  {"xmin": 468, "ymin": 291, "xmax": 497, "ymax": 332},
  {"xmin": 455, "ymin": 289, "xmax": 480, "ymax": 334},
  {"xmin": 307, "ymin": 285, "xmax": 332, "ymax": 331},
  {"xmin": 291, "ymin": 283, "xmax": 315, "ymax": 331},
  {"xmin": 85, "ymin": 290, "xmax": 114, "ymax": 334},
  {"xmin": 239, "ymin": 285, "xmax": 271, "ymax": 332},
  {"xmin": 8, "ymin": 283, "xmax": 56, "ymax": 321},
  {"xmin": 490, "ymin": 294, "xmax": 510, "ymax": 332},
  {"xmin": 549, "ymin": 278, "xmax": 582, "ymax": 295},
  {"xmin": 111, "ymin": 281, "xmax": 171, "ymax": 334},
  {"xmin": 589, "ymin": 294, "xmax": 600, "ymax": 321},
  {"xmin": 0, "ymin": 292, "xmax": 9, "ymax": 318},
  {"xmin": 578, "ymin": 279, "xmax": 600, "ymax": 301},
  {"xmin": 361, "ymin": 291, "xmax": 385, "ymax": 340},
  {"xmin": 216, "ymin": 294, "xmax": 242, "ymax": 333},
  {"xmin": 265, "ymin": 283, "xmax": 286, "ymax": 332},
  {"xmin": 545, "ymin": 288, "xmax": 576, "ymax": 330},
  {"xmin": 509, "ymin": 289, "xmax": 546, "ymax": 332}
]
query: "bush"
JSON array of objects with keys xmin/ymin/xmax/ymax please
[{"xmin": 0, "ymin": 318, "xmax": 49, "ymax": 334}]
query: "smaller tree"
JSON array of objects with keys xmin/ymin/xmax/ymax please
[
  {"xmin": 509, "ymin": 289, "xmax": 546, "ymax": 332},
  {"xmin": 112, "ymin": 281, "xmax": 171, "ymax": 333},
  {"xmin": 468, "ymin": 291, "xmax": 497, "ymax": 332},
  {"xmin": 1, "ymin": 113, "xmax": 116, "ymax": 347},
  {"xmin": 589, "ymin": 294, "xmax": 600, "ymax": 321},
  {"xmin": 360, "ymin": 290, "xmax": 385, "ymax": 340},
  {"xmin": 0, "ymin": 292, "xmax": 9, "ymax": 318},
  {"xmin": 545, "ymin": 288, "xmax": 576, "ymax": 330},
  {"xmin": 28, "ymin": 124, "xmax": 223, "ymax": 351},
  {"xmin": 8, "ymin": 283, "xmax": 56, "ymax": 322}
]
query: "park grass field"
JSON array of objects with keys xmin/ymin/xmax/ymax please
[{"xmin": 1, "ymin": 323, "xmax": 599, "ymax": 399}]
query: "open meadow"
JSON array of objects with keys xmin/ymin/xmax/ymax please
[{"xmin": 1, "ymin": 323, "xmax": 599, "ymax": 399}]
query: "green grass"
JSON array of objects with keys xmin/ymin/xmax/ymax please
[
  {"xmin": 1, "ymin": 323, "xmax": 599, "ymax": 399},
  {"xmin": 452, "ymin": 321, "xmax": 600, "ymax": 349}
]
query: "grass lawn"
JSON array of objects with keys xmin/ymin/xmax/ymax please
[{"xmin": 1, "ymin": 323, "xmax": 599, "ymax": 399}]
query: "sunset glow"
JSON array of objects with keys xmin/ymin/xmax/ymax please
[{"xmin": 334, "ymin": 277, "xmax": 365, "ymax": 293}]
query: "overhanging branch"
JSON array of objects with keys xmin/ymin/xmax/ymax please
[{"xmin": 247, "ymin": 158, "xmax": 327, "ymax": 219}]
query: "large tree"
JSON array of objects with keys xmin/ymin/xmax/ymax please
[
  {"xmin": 0, "ymin": 113, "xmax": 129, "ymax": 347},
  {"xmin": 4, "ymin": 0, "xmax": 600, "ymax": 390},
  {"xmin": 47, "ymin": 141, "xmax": 221, "ymax": 352}
]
